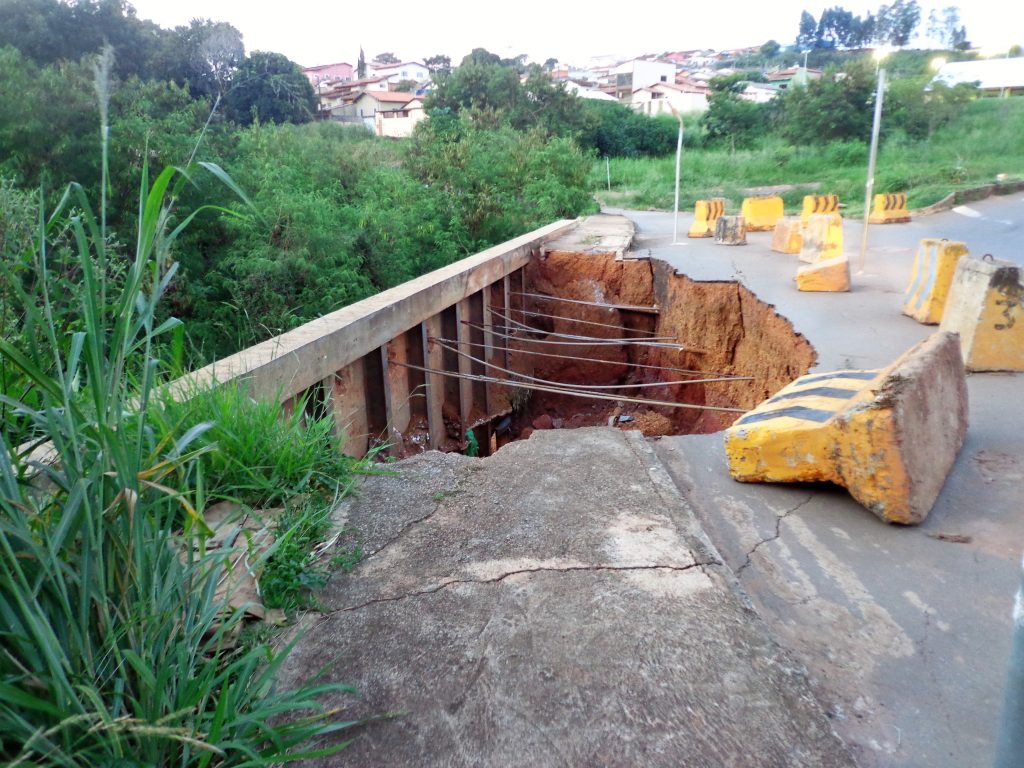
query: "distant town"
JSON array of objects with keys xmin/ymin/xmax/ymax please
[{"xmin": 304, "ymin": 46, "xmax": 1022, "ymax": 138}]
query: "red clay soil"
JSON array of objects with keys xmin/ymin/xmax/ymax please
[{"xmin": 508, "ymin": 250, "xmax": 816, "ymax": 440}]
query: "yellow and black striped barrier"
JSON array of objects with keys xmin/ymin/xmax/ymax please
[
  {"xmin": 903, "ymin": 239, "xmax": 969, "ymax": 324},
  {"xmin": 724, "ymin": 331, "xmax": 967, "ymax": 524},
  {"xmin": 868, "ymin": 192, "xmax": 911, "ymax": 224},
  {"xmin": 940, "ymin": 254, "xmax": 1024, "ymax": 371},
  {"xmin": 801, "ymin": 194, "xmax": 840, "ymax": 224},
  {"xmin": 688, "ymin": 198, "xmax": 726, "ymax": 238},
  {"xmin": 740, "ymin": 196, "xmax": 784, "ymax": 231}
]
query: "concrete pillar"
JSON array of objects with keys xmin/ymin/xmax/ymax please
[
  {"xmin": 422, "ymin": 315, "xmax": 446, "ymax": 450},
  {"xmin": 327, "ymin": 358, "xmax": 369, "ymax": 458}
]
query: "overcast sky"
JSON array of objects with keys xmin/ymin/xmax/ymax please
[{"xmin": 128, "ymin": 0, "xmax": 1022, "ymax": 68}]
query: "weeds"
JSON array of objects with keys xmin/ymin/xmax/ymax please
[{"xmin": 0, "ymin": 48, "xmax": 356, "ymax": 765}]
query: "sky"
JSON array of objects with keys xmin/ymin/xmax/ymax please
[{"xmin": 128, "ymin": 0, "xmax": 1023, "ymax": 68}]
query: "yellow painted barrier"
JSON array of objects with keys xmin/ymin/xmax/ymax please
[
  {"xmin": 714, "ymin": 215, "xmax": 747, "ymax": 245},
  {"xmin": 903, "ymin": 239, "xmax": 969, "ymax": 325},
  {"xmin": 868, "ymin": 192, "xmax": 911, "ymax": 224},
  {"xmin": 740, "ymin": 196, "xmax": 784, "ymax": 231},
  {"xmin": 799, "ymin": 213, "xmax": 843, "ymax": 264},
  {"xmin": 939, "ymin": 254, "xmax": 1024, "ymax": 371},
  {"xmin": 724, "ymin": 331, "xmax": 968, "ymax": 524},
  {"xmin": 801, "ymin": 194, "xmax": 840, "ymax": 224},
  {"xmin": 771, "ymin": 217, "xmax": 802, "ymax": 254},
  {"xmin": 796, "ymin": 255, "xmax": 850, "ymax": 292},
  {"xmin": 687, "ymin": 198, "xmax": 726, "ymax": 238}
]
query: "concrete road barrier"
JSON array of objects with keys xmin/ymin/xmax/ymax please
[
  {"xmin": 715, "ymin": 215, "xmax": 747, "ymax": 245},
  {"xmin": 903, "ymin": 239, "xmax": 969, "ymax": 325},
  {"xmin": 799, "ymin": 213, "xmax": 843, "ymax": 264},
  {"xmin": 801, "ymin": 194, "xmax": 840, "ymax": 224},
  {"xmin": 796, "ymin": 255, "xmax": 851, "ymax": 292},
  {"xmin": 740, "ymin": 196, "xmax": 784, "ymax": 231},
  {"xmin": 724, "ymin": 331, "xmax": 968, "ymax": 524},
  {"xmin": 688, "ymin": 198, "xmax": 726, "ymax": 238},
  {"xmin": 868, "ymin": 192, "xmax": 911, "ymax": 224},
  {"xmin": 940, "ymin": 254, "xmax": 1024, "ymax": 371},
  {"xmin": 771, "ymin": 217, "xmax": 802, "ymax": 254}
]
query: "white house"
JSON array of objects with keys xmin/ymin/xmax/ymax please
[
  {"xmin": 631, "ymin": 82, "xmax": 709, "ymax": 115},
  {"xmin": 375, "ymin": 100, "xmax": 427, "ymax": 138},
  {"xmin": 611, "ymin": 58, "xmax": 676, "ymax": 101},
  {"xmin": 930, "ymin": 58, "xmax": 1024, "ymax": 96},
  {"xmin": 367, "ymin": 61, "xmax": 431, "ymax": 84},
  {"xmin": 739, "ymin": 82, "xmax": 781, "ymax": 103},
  {"xmin": 564, "ymin": 80, "xmax": 618, "ymax": 102}
]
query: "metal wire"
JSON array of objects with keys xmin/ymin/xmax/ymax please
[
  {"xmin": 490, "ymin": 305, "xmax": 662, "ymax": 336},
  {"xmin": 392, "ymin": 360, "xmax": 746, "ymax": 413},
  {"xmin": 431, "ymin": 338, "xmax": 747, "ymax": 390},
  {"xmin": 511, "ymin": 291, "xmax": 658, "ymax": 314},
  {"xmin": 463, "ymin": 317, "xmax": 684, "ymax": 350},
  {"xmin": 429, "ymin": 336, "xmax": 751, "ymax": 379}
]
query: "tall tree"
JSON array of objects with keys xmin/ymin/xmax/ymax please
[
  {"xmin": 226, "ymin": 51, "xmax": 317, "ymax": 125},
  {"xmin": 875, "ymin": 0, "xmax": 920, "ymax": 47},
  {"xmin": 424, "ymin": 54, "xmax": 451, "ymax": 74},
  {"xmin": 927, "ymin": 6, "xmax": 969, "ymax": 50},
  {"xmin": 374, "ymin": 52, "xmax": 399, "ymax": 64},
  {"xmin": 357, "ymin": 46, "xmax": 366, "ymax": 78},
  {"xmin": 797, "ymin": 10, "xmax": 818, "ymax": 48}
]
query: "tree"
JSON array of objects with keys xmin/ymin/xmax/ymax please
[
  {"xmin": 927, "ymin": 6, "xmax": 969, "ymax": 50},
  {"xmin": 817, "ymin": 6, "xmax": 856, "ymax": 48},
  {"xmin": 424, "ymin": 54, "xmax": 451, "ymax": 74},
  {"xmin": 154, "ymin": 19, "xmax": 244, "ymax": 101},
  {"xmin": 779, "ymin": 62, "xmax": 875, "ymax": 143},
  {"xmin": 797, "ymin": 10, "xmax": 818, "ymax": 48},
  {"xmin": 374, "ymin": 51, "xmax": 399, "ymax": 64},
  {"xmin": 543, "ymin": 57, "xmax": 559, "ymax": 71},
  {"xmin": 875, "ymin": 0, "xmax": 920, "ymax": 47},
  {"xmin": 760, "ymin": 40, "xmax": 781, "ymax": 59},
  {"xmin": 357, "ymin": 46, "xmax": 366, "ymax": 78},
  {"xmin": 701, "ymin": 73, "xmax": 770, "ymax": 148},
  {"xmin": 226, "ymin": 51, "xmax": 317, "ymax": 126}
]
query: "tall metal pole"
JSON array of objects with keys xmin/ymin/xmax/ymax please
[
  {"xmin": 671, "ymin": 105, "xmax": 684, "ymax": 244},
  {"xmin": 994, "ymin": 553, "xmax": 1024, "ymax": 768},
  {"xmin": 858, "ymin": 66, "xmax": 885, "ymax": 274}
]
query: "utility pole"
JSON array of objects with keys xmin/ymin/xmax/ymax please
[{"xmin": 858, "ymin": 66, "xmax": 886, "ymax": 274}]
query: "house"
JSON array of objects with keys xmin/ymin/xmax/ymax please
[
  {"xmin": 302, "ymin": 62, "xmax": 353, "ymax": 86},
  {"xmin": 611, "ymin": 58, "xmax": 676, "ymax": 101},
  {"xmin": 375, "ymin": 99, "xmax": 427, "ymax": 138},
  {"xmin": 564, "ymin": 80, "xmax": 618, "ymax": 102},
  {"xmin": 328, "ymin": 90, "xmax": 426, "ymax": 136},
  {"xmin": 739, "ymin": 82, "xmax": 781, "ymax": 103},
  {"xmin": 631, "ymin": 81, "xmax": 709, "ymax": 115},
  {"xmin": 765, "ymin": 66, "xmax": 822, "ymax": 90},
  {"xmin": 367, "ymin": 61, "xmax": 431, "ymax": 85},
  {"xmin": 316, "ymin": 76, "xmax": 390, "ymax": 113},
  {"xmin": 930, "ymin": 58, "xmax": 1024, "ymax": 96}
]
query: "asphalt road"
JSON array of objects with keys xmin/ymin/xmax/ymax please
[{"xmin": 612, "ymin": 193, "xmax": 1024, "ymax": 768}]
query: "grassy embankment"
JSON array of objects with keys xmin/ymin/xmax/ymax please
[{"xmin": 592, "ymin": 98, "xmax": 1024, "ymax": 216}]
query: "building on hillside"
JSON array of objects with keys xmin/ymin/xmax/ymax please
[
  {"xmin": 611, "ymin": 58, "xmax": 676, "ymax": 101},
  {"xmin": 765, "ymin": 66, "xmax": 822, "ymax": 90},
  {"xmin": 375, "ymin": 99, "xmax": 427, "ymax": 138},
  {"xmin": 367, "ymin": 61, "xmax": 430, "ymax": 84},
  {"xmin": 302, "ymin": 62, "xmax": 353, "ymax": 86},
  {"xmin": 564, "ymin": 80, "xmax": 618, "ymax": 101},
  {"xmin": 631, "ymin": 81, "xmax": 709, "ymax": 115},
  {"xmin": 738, "ymin": 81, "xmax": 781, "ymax": 103},
  {"xmin": 330, "ymin": 90, "xmax": 423, "ymax": 133},
  {"xmin": 930, "ymin": 58, "xmax": 1024, "ymax": 96}
]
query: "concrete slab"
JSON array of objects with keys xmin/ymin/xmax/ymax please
[
  {"xmin": 279, "ymin": 428, "xmax": 856, "ymax": 766},
  {"xmin": 621, "ymin": 194, "xmax": 1024, "ymax": 767},
  {"xmin": 542, "ymin": 214, "xmax": 635, "ymax": 260}
]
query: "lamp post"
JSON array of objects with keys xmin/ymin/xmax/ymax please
[
  {"xmin": 858, "ymin": 50, "xmax": 888, "ymax": 274},
  {"xmin": 669, "ymin": 103, "xmax": 685, "ymax": 244}
]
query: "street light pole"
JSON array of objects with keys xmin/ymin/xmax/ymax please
[
  {"xmin": 858, "ymin": 66, "xmax": 886, "ymax": 274},
  {"xmin": 670, "ymin": 104, "xmax": 685, "ymax": 244}
]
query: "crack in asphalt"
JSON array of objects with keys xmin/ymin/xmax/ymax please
[
  {"xmin": 328, "ymin": 561, "xmax": 720, "ymax": 616},
  {"xmin": 736, "ymin": 493, "xmax": 815, "ymax": 578},
  {"xmin": 359, "ymin": 476, "xmax": 468, "ymax": 561}
]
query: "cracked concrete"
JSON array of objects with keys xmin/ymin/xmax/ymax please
[
  {"xmin": 736, "ymin": 494, "xmax": 816, "ymax": 578},
  {"xmin": 278, "ymin": 428, "xmax": 856, "ymax": 766}
]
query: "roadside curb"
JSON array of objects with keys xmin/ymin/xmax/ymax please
[{"xmin": 912, "ymin": 180, "xmax": 1024, "ymax": 217}]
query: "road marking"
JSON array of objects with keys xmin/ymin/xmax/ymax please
[{"xmin": 952, "ymin": 205, "xmax": 983, "ymax": 218}]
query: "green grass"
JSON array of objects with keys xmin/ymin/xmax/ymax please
[
  {"xmin": 0, "ymin": 51, "xmax": 358, "ymax": 765},
  {"xmin": 594, "ymin": 98, "xmax": 1024, "ymax": 216}
]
